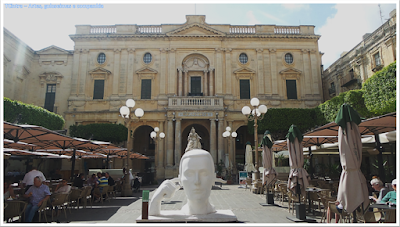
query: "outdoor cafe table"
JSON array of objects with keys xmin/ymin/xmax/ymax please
[
  {"xmin": 305, "ymin": 187, "xmax": 331, "ymax": 214},
  {"xmin": 369, "ymin": 203, "xmax": 396, "ymax": 223}
]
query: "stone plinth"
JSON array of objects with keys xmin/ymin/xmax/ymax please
[{"xmin": 136, "ymin": 210, "xmax": 237, "ymax": 223}]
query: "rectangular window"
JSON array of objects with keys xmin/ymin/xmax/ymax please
[
  {"xmin": 190, "ymin": 77, "xmax": 202, "ymax": 96},
  {"xmin": 374, "ymin": 53, "xmax": 381, "ymax": 66},
  {"xmin": 44, "ymin": 84, "xmax": 56, "ymax": 112},
  {"xmin": 240, "ymin": 80, "xmax": 250, "ymax": 99},
  {"xmin": 286, "ymin": 80, "xmax": 297, "ymax": 100},
  {"xmin": 330, "ymin": 82, "xmax": 335, "ymax": 89},
  {"xmin": 93, "ymin": 80, "xmax": 104, "ymax": 100},
  {"xmin": 141, "ymin": 79, "xmax": 151, "ymax": 99}
]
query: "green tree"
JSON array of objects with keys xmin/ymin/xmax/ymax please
[{"xmin": 69, "ymin": 123, "xmax": 127, "ymax": 144}]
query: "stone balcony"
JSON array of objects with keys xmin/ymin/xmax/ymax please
[{"xmin": 168, "ymin": 97, "xmax": 224, "ymax": 110}]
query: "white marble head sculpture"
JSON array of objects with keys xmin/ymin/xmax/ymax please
[{"xmin": 179, "ymin": 149, "xmax": 216, "ymax": 215}]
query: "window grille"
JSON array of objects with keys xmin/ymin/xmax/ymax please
[
  {"xmin": 143, "ymin": 53, "xmax": 152, "ymax": 64},
  {"xmin": 239, "ymin": 53, "xmax": 248, "ymax": 64},
  {"xmin": 97, "ymin": 53, "xmax": 106, "ymax": 64},
  {"xmin": 285, "ymin": 53, "xmax": 293, "ymax": 64}
]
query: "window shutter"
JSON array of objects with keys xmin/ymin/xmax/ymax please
[
  {"xmin": 93, "ymin": 80, "xmax": 105, "ymax": 99},
  {"xmin": 141, "ymin": 79, "xmax": 151, "ymax": 99},
  {"xmin": 190, "ymin": 77, "xmax": 202, "ymax": 95},
  {"xmin": 240, "ymin": 80, "xmax": 250, "ymax": 99},
  {"xmin": 286, "ymin": 80, "xmax": 297, "ymax": 99},
  {"xmin": 44, "ymin": 84, "xmax": 56, "ymax": 112}
]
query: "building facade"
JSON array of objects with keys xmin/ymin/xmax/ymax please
[
  {"xmin": 322, "ymin": 10, "xmax": 396, "ymax": 101},
  {"xmin": 4, "ymin": 15, "xmax": 324, "ymax": 180}
]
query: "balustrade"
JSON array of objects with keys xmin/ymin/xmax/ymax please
[
  {"xmin": 90, "ymin": 26, "xmax": 117, "ymax": 34},
  {"xmin": 274, "ymin": 26, "xmax": 300, "ymax": 34},
  {"xmin": 169, "ymin": 97, "xmax": 223, "ymax": 108},
  {"xmin": 137, "ymin": 26, "xmax": 162, "ymax": 34}
]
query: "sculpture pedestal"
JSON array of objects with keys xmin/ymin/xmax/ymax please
[{"xmin": 136, "ymin": 210, "xmax": 237, "ymax": 223}]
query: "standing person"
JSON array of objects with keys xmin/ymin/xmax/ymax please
[
  {"xmin": 24, "ymin": 177, "xmax": 51, "ymax": 222},
  {"xmin": 369, "ymin": 178, "xmax": 389, "ymax": 203},
  {"xmin": 105, "ymin": 172, "xmax": 115, "ymax": 186},
  {"xmin": 133, "ymin": 175, "xmax": 141, "ymax": 192},
  {"xmin": 21, "ymin": 167, "xmax": 46, "ymax": 191},
  {"xmin": 380, "ymin": 179, "xmax": 397, "ymax": 204}
]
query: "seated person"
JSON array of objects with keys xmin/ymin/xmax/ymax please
[
  {"xmin": 326, "ymin": 201, "xmax": 343, "ymax": 223},
  {"xmin": 53, "ymin": 179, "xmax": 71, "ymax": 194},
  {"xmin": 87, "ymin": 174, "xmax": 98, "ymax": 187},
  {"xmin": 379, "ymin": 179, "xmax": 396, "ymax": 205},
  {"xmin": 369, "ymin": 178, "xmax": 389, "ymax": 203},
  {"xmin": 105, "ymin": 172, "xmax": 115, "ymax": 186},
  {"xmin": 73, "ymin": 173, "xmax": 85, "ymax": 188},
  {"xmin": 4, "ymin": 180, "xmax": 16, "ymax": 200},
  {"xmin": 93, "ymin": 173, "xmax": 108, "ymax": 202},
  {"xmin": 24, "ymin": 176, "xmax": 51, "ymax": 222}
]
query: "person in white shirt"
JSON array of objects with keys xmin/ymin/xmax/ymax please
[
  {"xmin": 54, "ymin": 179, "xmax": 71, "ymax": 194},
  {"xmin": 21, "ymin": 167, "xmax": 46, "ymax": 191}
]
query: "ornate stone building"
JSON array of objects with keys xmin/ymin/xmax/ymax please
[
  {"xmin": 322, "ymin": 10, "xmax": 396, "ymax": 101},
  {"xmin": 4, "ymin": 15, "xmax": 324, "ymax": 180}
]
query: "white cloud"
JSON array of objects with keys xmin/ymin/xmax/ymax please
[
  {"xmin": 259, "ymin": 11, "xmax": 287, "ymax": 24},
  {"xmin": 246, "ymin": 11, "xmax": 261, "ymax": 25},
  {"xmin": 282, "ymin": 4, "xmax": 310, "ymax": 11},
  {"xmin": 317, "ymin": 4, "xmax": 396, "ymax": 68}
]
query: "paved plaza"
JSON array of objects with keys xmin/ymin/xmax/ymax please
[{"xmin": 51, "ymin": 184, "xmax": 323, "ymax": 224}]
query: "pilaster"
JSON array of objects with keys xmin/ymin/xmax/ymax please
[
  {"xmin": 215, "ymin": 48, "xmax": 223, "ymax": 95},
  {"xmin": 166, "ymin": 119, "xmax": 174, "ymax": 167},
  {"xmin": 302, "ymin": 49, "xmax": 312, "ymax": 95},
  {"xmin": 168, "ymin": 48, "xmax": 176, "ymax": 95},
  {"xmin": 174, "ymin": 119, "xmax": 182, "ymax": 166},
  {"xmin": 78, "ymin": 49, "xmax": 89, "ymax": 95},
  {"xmin": 160, "ymin": 48, "xmax": 167, "ymax": 95},
  {"xmin": 127, "ymin": 48, "xmax": 135, "ymax": 95},
  {"xmin": 112, "ymin": 48, "xmax": 121, "ymax": 96},
  {"xmin": 310, "ymin": 49, "xmax": 320, "ymax": 95},
  {"xmin": 210, "ymin": 119, "xmax": 217, "ymax": 164},
  {"xmin": 225, "ymin": 48, "xmax": 232, "ymax": 94},
  {"xmin": 217, "ymin": 118, "xmax": 224, "ymax": 163},
  {"xmin": 256, "ymin": 48, "xmax": 264, "ymax": 95},
  {"xmin": 119, "ymin": 49, "xmax": 128, "ymax": 95},
  {"xmin": 269, "ymin": 49, "xmax": 278, "ymax": 95}
]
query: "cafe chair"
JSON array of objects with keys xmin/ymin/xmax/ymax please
[
  {"xmin": 99, "ymin": 185, "xmax": 109, "ymax": 203},
  {"xmin": 245, "ymin": 178, "xmax": 252, "ymax": 191},
  {"xmin": 38, "ymin": 199, "xmax": 51, "ymax": 223},
  {"xmin": 328, "ymin": 201, "xmax": 351, "ymax": 223},
  {"xmin": 278, "ymin": 183, "xmax": 288, "ymax": 205},
  {"xmin": 50, "ymin": 193, "xmax": 69, "ymax": 221},
  {"xmin": 287, "ymin": 190, "xmax": 306, "ymax": 214},
  {"xmin": 4, "ymin": 200, "xmax": 27, "ymax": 222},
  {"xmin": 83, "ymin": 186, "xmax": 93, "ymax": 208},
  {"xmin": 68, "ymin": 188, "xmax": 86, "ymax": 211},
  {"xmin": 108, "ymin": 185, "xmax": 116, "ymax": 199},
  {"xmin": 318, "ymin": 195, "xmax": 336, "ymax": 223}
]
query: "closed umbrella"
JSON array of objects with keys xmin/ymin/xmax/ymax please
[
  {"xmin": 261, "ymin": 131, "xmax": 276, "ymax": 188},
  {"xmin": 244, "ymin": 142, "xmax": 256, "ymax": 172},
  {"xmin": 335, "ymin": 104, "xmax": 369, "ymax": 217},
  {"xmin": 287, "ymin": 125, "xmax": 309, "ymax": 198}
]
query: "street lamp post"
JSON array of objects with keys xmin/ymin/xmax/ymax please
[
  {"xmin": 119, "ymin": 99, "xmax": 144, "ymax": 197},
  {"xmin": 150, "ymin": 127, "xmax": 165, "ymax": 182},
  {"xmin": 222, "ymin": 127, "xmax": 237, "ymax": 179},
  {"xmin": 241, "ymin": 97, "xmax": 268, "ymax": 181}
]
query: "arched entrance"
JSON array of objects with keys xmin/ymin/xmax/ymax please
[
  {"xmin": 181, "ymin": 124, "xmax": 210, "ymax": 156},
  {"xmin": 235, "ymin": 125, "xmax": 253, "ymax": 172},
  {"xmin": 132, "ymin": 125, "xmax": 155, "ymax": 185}
]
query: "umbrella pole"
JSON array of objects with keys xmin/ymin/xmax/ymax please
[
  {"xmin": 374, "ymin": 134, "xmax": 385, "ymax": 183},
  {"xmin": 70, "ymin": 149, "xmax": 76, "ymax": 182}
]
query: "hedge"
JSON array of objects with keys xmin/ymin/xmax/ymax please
[
  {"xmin": 3, "ymin": 97, "xmax": 65, "ymax": 130},
  {"xmin": 363, "ymin": 61, "xmax": 396, "ymax": 115},
  {"xmin": 247, "ymin": 108, "xmax": 328, "ymax": 140},
  {"xmin": 69, "ymin": 123, "xmax": 128, "ymax": 144},
  {"xmin": 317, "ymin": 89, "xmax": 372, "ymax": 123}
]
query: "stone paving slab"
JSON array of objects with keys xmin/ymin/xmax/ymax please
[{"xmin": 51, "ymin": 184, "xmax": 323, "ymax": 224}]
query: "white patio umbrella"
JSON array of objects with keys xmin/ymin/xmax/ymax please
[
  {"xmin": 335, "ymin": 104, "xmax": 369, "ymax": 216},
  {"xmin": 261, "ymin": 131, "xmax": 277, "ymax": 188},
  {"xmin": 287, "ymin": 125, "xmax": 309, "ymax": 197},
  {"xmin": 244, "ymin": 142, "xmax": 256, "ymax": 172}
]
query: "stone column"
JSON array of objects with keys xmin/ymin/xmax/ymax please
[
  {"xmin": 126, "ymin": 48, "xmax": 135, "ymax": 95},
  {"xmin": 210, "ymin": 119, "xmax": 217, "ymax": 164},
  {"xmin": 209, "ymin": 67, "xmax": 214, "ymax": 96},
  {"xmin": 184, "ymin": 70, "xmax": 188, "ymax": 96},
  {"xmin": 70, "ymin": 49, "xmax": 80, "ymax": 95},
  {"xmin": 78, "ymin": 49, "xmax": 89, "ymax": 96},
  {"xmin": 269, "ymin": 49, "xmax": 278, "ymax": 95},
  {"xmin": 264, "ymin": 50, "xmax": 271, "ymax": 95},
  {"xmin": 174, "ymin": 119, "xmax": 182, "ymax": 166},
  {"xmin": 215, "ymin": 48, "xmax": 223, "ymax": 95},
  {"xmin": 302, "ymin": 49, "xmax": 312, "ymax": 95},
  {"xmin": 256, "ymin": 48, "xmax": 264, "ymax": 95},
  {"xmin": 178, "ymin": 67, "xmax": 183, "ymax": 96},
  {"xmin": 160, "ymin": 48, "xmax": 167, "ymax": 94},
  {"xmin": 157, "ymin": 121, "xmax": 165, "ymax": 168},
  {"xmin": 119, "ymin": 49, "xmax": 128, "ymax": 95},
  {"xmin": 225, "ymin": 49, "xmax": 232, "ymax": 94},
  {"xmin": 217, "ymin": 119, "xmax": 224, "ymax": 164},
  {"xmin": 168, "ymin": 48, "xmax": 176, "ymax": 95},
  {"xmin": 112, "ymin": 48, "xmax": 121, "ymax": 96},
  {"xmin": 166, "ymin": 119, "xmax": 174, "ymax": 167},
  {"xmin": 310, "ymin": 49, "xmax": 320, "ymax": 95},
  {"xmin": 203, "ymin": 70, "xmax": 208, "ymax": 96}
]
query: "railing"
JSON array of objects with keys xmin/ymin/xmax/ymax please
[
  {"xmin": 274, "ymin": 26, "xmax": 300, "ymax": 34},
  {"xmin": 169, "ymin": 97, "xmax": 223, "ymax": 107},
  {"xmin": 137, "ymin": 26, "xmax": 162, "ymax": 34},
  {"xmin": 229, "ymin": 26, "xmax": 256, "ymax": 34},
  {"xmin": 90, "ymin": 26, "xmax": 117, "ymax": 34}
]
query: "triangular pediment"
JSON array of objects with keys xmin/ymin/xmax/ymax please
[
  {"xmin": 36, "ymin": 45, "xmax": 72, "ymax": 55},
  {"xmin": 135, "ymin": 67, "xmax": 158, "ymax": 74},
  {"xmin": 279, "ymin": 68, "xmax": 302, "ymax": 74},
  {"xmin": 167, "ymin": 23, "xmax": 225, "ymax": 37},
  {"xmin": 233, "ymin": 67, "xmax": 256, "ymax": 74},
  {"xmin": 88, "ymin": 67, "xmax": 112, "ymax": 74}
]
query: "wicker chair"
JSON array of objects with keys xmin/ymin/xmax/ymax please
[
  {"xmin": 38, "ymin": 199, "xmax": 51, "ymax": 223},
  {"xmin": 99, "ymin": 185, "xmax": 109, "ymax": 203},
  {"xmin": 287, "ymin": 190, "xmax": 306, "ymax": 214},
  {"xmin": 82, "ymin": 186, "xmax": 92, "ymax": 208},
  {"xmin": 327, "ymin": 201, "xmax": 351, "ymax": 223},
  {"xmin": 4, "ymin": 200, "xmax": 27, "ymax": 222},
  {"xmin": 50, "ymin": 193, "xmax": 69, "ymax": 221},
  {"xmin": 68, "ymin": 188, "xmax": 86, "ymax": 211},
  {"xmin": 108, "ymin": 185, "xmax": 116, "ymax": 199},
  {"xmin": 245, "ymin": 178, "xmax": 252, "ymax": 191},
  {"xmin": 318, "ymin": 194, "xmax": 336, "ymax": 223},
  {"xmin": 278, "ymin": 183, "xmax": 288, "ymax": 205}
]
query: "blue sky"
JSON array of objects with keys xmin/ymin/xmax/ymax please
[{"xmin": 2, "ymin": 1, "xmax": 398, "ymax": 68}]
